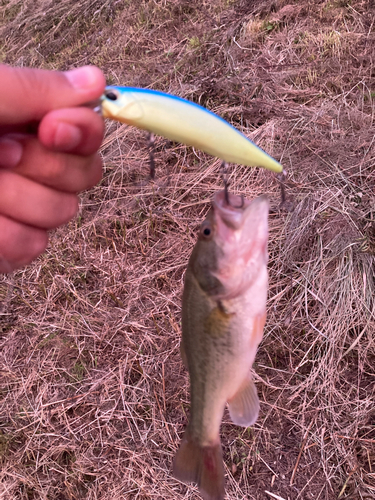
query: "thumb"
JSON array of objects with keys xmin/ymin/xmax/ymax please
[{"xmin": 0, "ymin": 65, "xmax": 105, "ymax": 125}]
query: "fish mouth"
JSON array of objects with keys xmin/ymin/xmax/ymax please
[
  {"xmin": 209, "ymin": 191, "xmax": 269, "ymax": 299},
  {"xmin": 212, "ymin": 191, "xmax": 254, "ymax": 230}
]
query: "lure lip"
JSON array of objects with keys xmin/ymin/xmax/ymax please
[{"xmin": 83, "ymin": 98, "xmax": 103, "ymax": 115}]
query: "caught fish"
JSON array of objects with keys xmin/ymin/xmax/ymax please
[
  {"xmin": 100, "ymin": 86, "xmax": 282, "ymax": 172},
  {"xmin": 173, "ymin": 190, "xmax": 269, "ymax": 500}
]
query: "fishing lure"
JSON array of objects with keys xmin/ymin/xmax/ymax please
[{"xmin": 100, "ymin": 86, "xmax": 283, "ymax": 173}]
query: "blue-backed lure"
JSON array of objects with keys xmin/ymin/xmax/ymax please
[{"xmin": 100, "ymin": 86, "xmax": 282, "ymax": 173}]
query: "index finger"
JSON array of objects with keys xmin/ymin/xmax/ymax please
[{"xmin": 0, "ymin": 65, "xmax": 105, "ymax": 125}]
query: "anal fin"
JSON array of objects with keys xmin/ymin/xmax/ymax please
[{"xmin": 227, "ymin": 376, "xmax": 259, "ymax": 427}]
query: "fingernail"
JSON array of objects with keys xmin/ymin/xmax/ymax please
[
  {"xmin": 0, "ymin": 137, "xmax": 23, "ymax": 168},
  {"xmin": 64, "ymin": 66, "xmax": 101, "ymax": 91},
  {"xmin": 54, "ymin": 122, "xmax": 82, "ymax": 150}
]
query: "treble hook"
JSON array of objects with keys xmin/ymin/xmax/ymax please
[
  {"xmin": 277, "ymin": 168, "xmax": 293, "ymax": 211},
  {"xmin": 220, "ymin": 161, "xmax": 229, "ymax": 204},
  {"xmin": 220, "ymin": 161, "xmax": 244, "ymax": 208},
  {"xmin": 148, "ymin": 132, "xmax": 156, "ymax": 179}
]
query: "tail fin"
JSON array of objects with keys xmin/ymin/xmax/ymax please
[{"xmin": 173, "ymin": 431, "xmax": 225, "ymax": 500}]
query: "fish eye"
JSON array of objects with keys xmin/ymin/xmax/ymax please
[
  {"xmin": 105, "ymin": 90, "xmax": 119, "ymax": 101},
  {"xmin": 200, "ymin": 221, "xmax": 212, "ymax": 239}
]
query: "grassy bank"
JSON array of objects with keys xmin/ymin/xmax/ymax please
[{"xmin": 0, "ymin": 1, "xmax": 374, "ymax": 498}]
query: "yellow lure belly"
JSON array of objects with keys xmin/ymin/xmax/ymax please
[{"xmin": 101, "ymin": 86, "xmax": 282, "ymax": 172}]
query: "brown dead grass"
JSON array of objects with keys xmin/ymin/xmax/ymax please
[{"xmin": 1, "ymin": 0, "xmax": 375, "ymax": 499}]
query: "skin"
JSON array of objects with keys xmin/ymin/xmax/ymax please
[{"xmin": 0, "ymin": 64, "xmax": 106, "ymax": 273}]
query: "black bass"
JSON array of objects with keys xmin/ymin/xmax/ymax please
[{"xmin": 173, "ymin": 190, "xmax": 269, "ymax": 500}]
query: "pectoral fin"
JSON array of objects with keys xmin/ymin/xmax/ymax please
[{"xmin": 227, "ymin": 376, "xmax": 259, "ymax": 427}]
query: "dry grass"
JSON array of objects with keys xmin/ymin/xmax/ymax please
[{"xmin": 1, "ymin": 0, "xmax": 375, "ymax": 499}]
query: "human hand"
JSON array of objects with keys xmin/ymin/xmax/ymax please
[{"xmin": 0, "ymin": 64, "xmax": 106, "ymax": 273}]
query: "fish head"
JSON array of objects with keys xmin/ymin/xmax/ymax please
[{"xmin": 190, "ymin": 191, "xmax": 269, "ymax": 300}]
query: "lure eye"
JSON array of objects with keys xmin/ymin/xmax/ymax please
[{"xmin": 105, "ymin": 90, "xmax": 119, "ymax": 101}]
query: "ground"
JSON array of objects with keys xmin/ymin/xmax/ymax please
[{"xmin": 0, "ymin": 0, "xmax": 374, "ymax": 499}]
